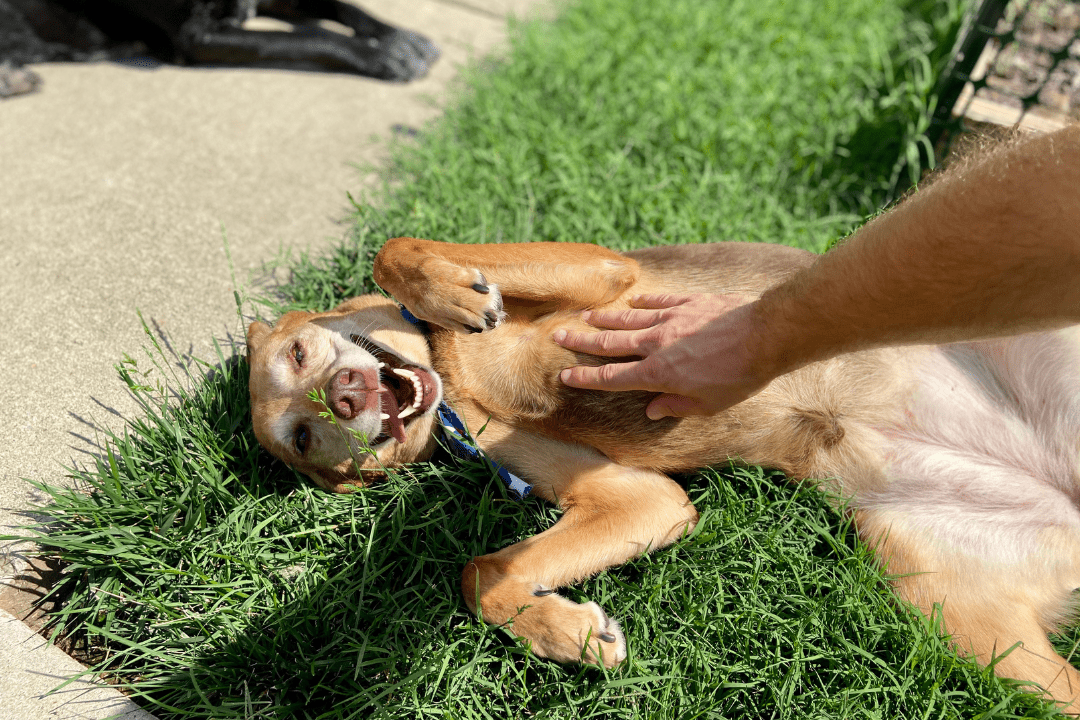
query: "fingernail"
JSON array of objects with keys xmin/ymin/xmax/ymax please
[
  {"xmin": 646, "ymin": 407, "xmax": 665, "ymax": 420},
  {"xmin": 552, "ymin": 329, "xmax": 567, "ymax": 343},
  {"xmin": 580, "ymin": 311, "xmax": 591, "ymax": 323},
  {"xmin": 559, "ymin": 369, "xmax": 572, "ymax": 384}
]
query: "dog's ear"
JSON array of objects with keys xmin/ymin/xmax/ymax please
[{"xmin": 247, "ymin": 321, "xmax": 271, "ymax": 357}]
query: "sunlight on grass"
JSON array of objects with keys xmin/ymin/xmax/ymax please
[{"xmin": 11, "ymin": 0, "xmax": 1072, "ymax": 716}]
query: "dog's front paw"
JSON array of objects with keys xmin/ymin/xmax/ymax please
[
  {"xmin": 362, "ymin": 30, "xmax": 440, "ymax": 81},
  {"xmin": 403, "ymin": 261, "xmax": 506, "ymax": 334},
  {"xmin": 510, "ymin": 593, "xmax": 627, "ymax": 669},
  {"xmin": 384, "ymin": 30, "xmax": 440, "ymax": 80}
]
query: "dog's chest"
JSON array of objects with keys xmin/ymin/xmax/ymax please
[{"xmin": 429, "ymin": 314, "xmax": 581, "ymax": 422}]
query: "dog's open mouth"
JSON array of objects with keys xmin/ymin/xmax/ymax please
[{"xmin": 351, "ymin": 334, "xmax": 439, "ymax": 444}]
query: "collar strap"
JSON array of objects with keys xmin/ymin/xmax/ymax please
[
  {"xmin": 399, "ymin": 305, "xmax": 424, "ymax": 327},
  {"xmin": 399, "ymin": 305, "xmax": 532, "ymax": 500},
  {"xmin": 436, "ymin": 402, "xmax": 532, "ymax": 500}
]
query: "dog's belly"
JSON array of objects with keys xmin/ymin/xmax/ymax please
[
  {"xmin": 893, "ymin": 329, "xmax": 1080, "ymax": 497},
  {"xmin": 861, "ymin": 328, "xmax": 1080, "ymax": 568}
]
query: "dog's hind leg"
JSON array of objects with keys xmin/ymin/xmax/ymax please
[
  {"xmin": 459, "ymin": 420, "xmax": 698, "ymax": 667},
  {"xmin": 858, "ymin": 502, "xmax": 1080, "ymax": 709},
  {"xmin": 852, "ymin": 331, "xmax": 1080, "ymax": 708}
]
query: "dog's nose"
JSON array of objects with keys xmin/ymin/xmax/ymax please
[{"xmin": 326, "ymin": 368, "xmax": 379, "ymax": 420}]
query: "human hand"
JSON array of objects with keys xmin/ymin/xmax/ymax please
[{"xmin": 552, "ymin": 293, "xmax": 775, "ymax": 419}]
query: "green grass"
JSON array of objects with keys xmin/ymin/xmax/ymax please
[{"xmin": 14, "ymin": 0, "xmax": 1076, "ymax": 716}]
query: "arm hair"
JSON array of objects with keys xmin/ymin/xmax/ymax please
[{"xmin": 750, "ymin": 124, "xmax": 1080, "ymax": 377}]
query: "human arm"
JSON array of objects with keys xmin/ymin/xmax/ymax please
[{"xmin": 556, "ymin": 124, "xmax": 1080, "ymax": 418}]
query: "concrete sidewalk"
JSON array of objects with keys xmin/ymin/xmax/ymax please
[{"xmin": 0, "ymin": 0, "xmax": 550, "ymax": 716}]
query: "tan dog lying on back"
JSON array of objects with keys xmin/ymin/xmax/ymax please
[{"xmin": 247, "ymin": 237, "xmax": 1080, "ymax": 708}]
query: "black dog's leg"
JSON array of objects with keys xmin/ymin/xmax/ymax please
[
  {"xmin": 179, "ymin": 26, "xmax": 380, "ymax": 78},
  {"xmin": 255, "ymin": 0, "xmax": 439, "ymax": 80},
  {"xmin": 180, "ymin": 23, "xmax": 435, "ymax": 81},
  {"xmin": 258, "ymin": 0, "xmax": 392, "ymax": 35}
]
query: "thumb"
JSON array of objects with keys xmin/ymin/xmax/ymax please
[{"xmin": 645, "ymin": 393, "xmax": 702, "ymax": 420}]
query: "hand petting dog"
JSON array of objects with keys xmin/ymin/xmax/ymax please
[
  {"xmin": 554, "ymin": 293, "xmax": 765, "ymax": 420},
  {"xmin": 558, "ymin": 124, "xmax": 1080, "ymax": 418}
]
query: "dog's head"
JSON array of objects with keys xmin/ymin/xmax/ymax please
[{"xmin": 246, "ymin": 295, "xmax": 442, "ymax": 492}]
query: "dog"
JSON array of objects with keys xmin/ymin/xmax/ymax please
[
  {"xmin": 0, "ymin": 0, "xmax": 438, "ymax": 98},
  {"xmin": 246, "ymin": 237, "xmax": 1080, "ymax": 708}
]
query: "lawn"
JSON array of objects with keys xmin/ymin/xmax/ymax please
[{"xmin": 20, "ymin": 0, "xmax": 1075, "ymax": 717}]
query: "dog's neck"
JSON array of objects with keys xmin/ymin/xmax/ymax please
[{"xmin": 399, "ymin": 305, "xmax": 532, "ymax": 500}]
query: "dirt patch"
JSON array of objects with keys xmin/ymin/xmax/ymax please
[{"xmin": 1, "ymin": 556, "xmax": 106, "ymax": 666}]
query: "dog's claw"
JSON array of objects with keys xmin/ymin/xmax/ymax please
[
  {"xmin": 466, "ymin": 325, "xmax": 483, "ymax": 334},
  {"xmin": 599, "ymin": 632, "xmax": 617, "ymax": 643},
  {"xmin": 485, "ymin": 311, "xmax": 498, "ymax": 328},
  {"xmin": 534, "ymin": 587, "xmax": 555, "ymax": 596},
  {"xmin": 472, "ymin": 282, "xmax": 490, "ymax": 294}
]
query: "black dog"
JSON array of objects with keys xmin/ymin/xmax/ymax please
[{"xmin": 0, "ymin": 0, "xmax": 439, "ymax": 97}]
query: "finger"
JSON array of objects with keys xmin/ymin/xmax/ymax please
[
  {"xmin": 559, "ymin": 360, "xmax": 655, "ymax": 392},
  {"xmin": 645, "ymin": 393, "xmax": 707, "ymax": 420},
  {"xmin": 629, "ymin": 293, "xmax": 696, "ymax": 310},
  {"xmin": 581, "ymin": 307, "xmax": 664, "ymax": 331},
  {"xmin": 552, "ymin": 328, "xmax": 652, "ymax": 357}
]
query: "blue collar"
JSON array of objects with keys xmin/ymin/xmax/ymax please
[{"xmin": 400, "ymin": 306, "xmax": 532, "ymax": 500}]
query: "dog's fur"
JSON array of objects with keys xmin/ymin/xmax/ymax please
[
  {"xmin": 0, "ymin": 0, "xmax": 438, "ymax": 98},
  {"xmin": 247, "ymin": 237, "xmax": 1080, "ymax": 707}
]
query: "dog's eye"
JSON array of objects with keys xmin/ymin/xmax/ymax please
[
  {"xmin": 294, "ymin": 426, "xmax": 309, "ymax": 455},
  {"xmin": 292, "ymin": 342, "xmax": 304, "ymax": 367}
]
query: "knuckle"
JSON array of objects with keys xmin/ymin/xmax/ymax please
[
  {"xmin": 655, "ymin": 326, "xmax": 678, "ymax": 348},
  {"xmin": 596, "ymin": 333, "xmax": 618, "ymax": 353},
  {"xmin": 577, "ymin": 367, "xmax": 602, "ymax": 386},
  {"xmin": 567, "ymin": 332, "xmax": 591, "ymax": 350},
  {"xmin": 597, "ymin": 363, "xmax": 617, "ymax": 382}
]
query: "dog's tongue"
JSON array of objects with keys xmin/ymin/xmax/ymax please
[{"xmin": 380, "ymin": 389, "xmax": 407, "ymax": 444}]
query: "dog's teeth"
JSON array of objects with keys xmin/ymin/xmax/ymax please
[
  {"xmin": 378, "ymin": 362, "xmax": 385, "ymax": 368},
  {"xmin": 411, "ymin": 395, "xmax": 422, "ymax": 409},
  {"xmin": 380, "ymin": 413, "xmax": 390, "ymax": 420},
  {"xmin": 398, "ymin": 406, "xmax": 416, "ymax": 418},
  {"xmin": 392, "ymin": 368, "xmax": 417, "ymax": 379}
]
